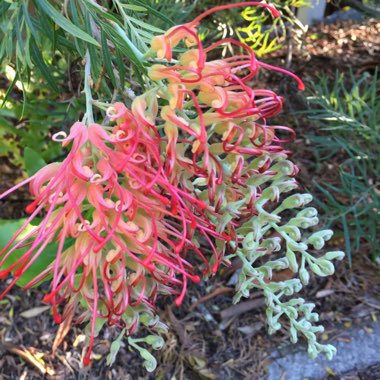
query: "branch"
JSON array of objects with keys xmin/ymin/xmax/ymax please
[{"xmin": 339, "ymin": 0, "xmax": 380, "ymax": 18}]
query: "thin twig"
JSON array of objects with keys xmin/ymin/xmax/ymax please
[
  {"xmin": 189, "ymin": 286, "xmax": 234, "ymax": 311},
  {"xmin": 220, "ymin": 297, "xmax": 265, "ymax": 320},
  {"xmin": 0, "ymin": 342, "xmax": 55, "ymax": 376}
]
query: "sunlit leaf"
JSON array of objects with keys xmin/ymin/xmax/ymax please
[
  {"xmin": 0, "ymin": 219, "xmax": 57, "ymax": 287},
  {"xmin": 24, "ymin": 147, "xmax": 47, "ymax": 176}
]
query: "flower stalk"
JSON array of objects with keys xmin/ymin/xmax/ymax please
[{"xmin": 83, "ymin": 50, "xmax": 94, "ymax": 125}]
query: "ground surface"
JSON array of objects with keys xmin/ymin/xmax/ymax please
[
  {"xmin": 0, "ymin": 17, "xmax": 379, "ymax": 380},
  {"xmin": 267, "ymin": 321, "xmax": 380, "ymax": 380}
]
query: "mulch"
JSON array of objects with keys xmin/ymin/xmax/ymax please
[{"xmin": 0, "ymin": 17, "xmax": 379, "ymax": 380}]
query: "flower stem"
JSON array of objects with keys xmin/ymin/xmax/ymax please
[
  {"xmin": 83, "ymin": 50, "xmax": 94, "ymax": 125},
  {"xmin": 111, "ymin": 22, "xmax": 145, "ymax": 62}
]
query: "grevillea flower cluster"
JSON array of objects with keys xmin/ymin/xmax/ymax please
[{"xmin": 0, "ymin": 2, "xmax": 344, "ymax": 370}]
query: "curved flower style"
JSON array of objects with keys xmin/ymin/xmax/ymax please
[
  {"xmin": 0, "ymin": 1, "xmax": 343, "ymax": 370},
  {"xmin": 0, "ymin": 104, "xmax": 224, "ymax": 365}
]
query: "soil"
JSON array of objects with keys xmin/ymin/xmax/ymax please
[{"xmin": 0, "ymin": 17, "xmax": 379, "ymax": 380}]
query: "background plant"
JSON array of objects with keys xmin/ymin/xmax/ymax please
[
  {"xmin": 301, "ymin": 70, "xmax": 379, "ymax": 263},
  {"xmin": 236, "ymin": 0, "xmax": 309, "ymax": 57},
  {"xmin": 0, "ymin": 0, "xmax": 176, "ymax": 169}
]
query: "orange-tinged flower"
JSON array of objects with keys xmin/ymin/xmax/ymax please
[{"xmin": 151, "ymin": 24, "xmax": 198, "ymax": 61}]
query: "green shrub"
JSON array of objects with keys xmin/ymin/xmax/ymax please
[{"xmin": 302, "ymin": 70, "xmax": 380, "ymax": 262}]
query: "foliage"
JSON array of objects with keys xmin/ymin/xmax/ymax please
[
  {"xmin": 0, "ymin": 0, "xmax": 174, "ymax": 102},
  {"xmin": 237, "ymin": 0, "xmax": 309, "ymax": 57},
  {"xmin": 0, "ymin": 84, "xmax": 78, "ymax": 167},
  {"xmin": 302, "ymin": 70, "xmax": 380, "ymax": 262},
  {"xmin": 0, "ymin": 1, "xmax": 344, "ymax": 372},
  {"xmin": 0, "ymin": 0, "xmax": 175, "ymax": 167}
]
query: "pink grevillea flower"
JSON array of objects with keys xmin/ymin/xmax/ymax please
[
  {"xmin": 0, "ymin": 102, "xmax": 229, "ymax": 365},
  {"xmin": 0, "ymin": 1, "xmax": 308, "ymax": 368},
  {"xmin": 143, "ymin": 2, "xmax": 306, "ymax": 292},
  {"xmin": 147, "ymin": 2, "xmax": 304, "ymax": 207}
]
